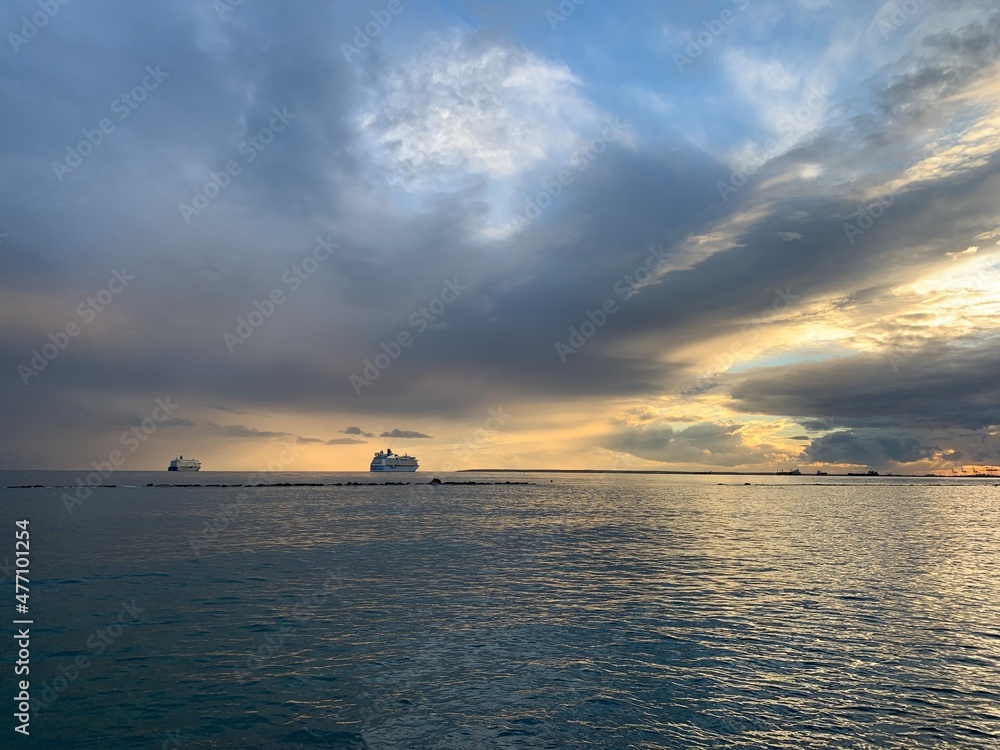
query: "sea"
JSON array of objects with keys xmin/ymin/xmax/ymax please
[{"xmin": 0, "ymin": 470, "xmax": 998, "ymax": 749}]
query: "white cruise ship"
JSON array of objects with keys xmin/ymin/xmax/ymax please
[
  {"xmin": 370, "ymin": 449, "xmax": 418, "ymax": 472},
  {"xmin": 168, "ymin": 455, "xmax": 202, "ymax": 471}
]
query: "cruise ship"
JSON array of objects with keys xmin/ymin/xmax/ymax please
[
  {"xmin": 370, "ymin": 449, "xmax": 418, "ymax": 472},
  {"xmin": 168, "ymin": 455, "xmax": 202, "ymax": 471}
]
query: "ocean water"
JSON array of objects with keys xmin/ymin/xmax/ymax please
[{"xmin": 1, "ymin": 471, "xmax": 998, "ymax": 749}]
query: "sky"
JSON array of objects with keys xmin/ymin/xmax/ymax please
[{"xmin": 2, "ymin": 0, "xmax": 1000, "ymax": 473}]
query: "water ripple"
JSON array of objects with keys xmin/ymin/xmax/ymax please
[{"xmin": 1, "ymin": 473, "xmax": 998, "ymax": 747}]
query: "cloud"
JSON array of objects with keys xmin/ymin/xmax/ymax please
[
  {"xmin": 202, "ymin": 423, "xmax": 328, "ymax": 444},
  {"xmin": 379, "ymin": 429, "xmax": 432, "ymax": 439},
  {"xmin": 1, "ymin": 3, "xmax": 999, "ymax": 472},
  {"xmin": 204, "ymin": 424, "xmax": 293, "ymax": 440},
  {"xmin": 799, "ymin": 421, "xmax": 838, "ymax": 432},
  {"xmin": 804, "ymin": 430, "xmax": 935, "ymax": 466},
  {"xmin": 341, "ymin": 426, "xmax": 374, "ymax": 437},
  {"xmin": 354, "ymin": 30, "xmax": 607, "ymax": 189},
  {"xmin": 326, "ymin": 437, "xmax": 368, "ymax": 445},
  {"xmin": 729, "ymin": 341, "xmax": 1000, "ymax": 432},
  {"xmin": 605, "ymin": 424, "xmax": 674, "ymax": 461},
  {"xmin": 604, "ymin": 421, "xmax": 774, "ymax": 468},
  {"xmin": 204, "ymin": 404, "xmax": 250, "ymax": 415}
]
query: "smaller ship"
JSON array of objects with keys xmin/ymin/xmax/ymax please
[
  {"xmin": 847, "ymin": 469, "xmax": 879, "ymax": 476},
  {"xmin": 776, "ymin": 468, "xmax": 801, "ymax": 476},
  {"xmin": 168, "ymin": 455, "xmax": 201, "ymax": 471},
  {"xmin": 370, "ymin": 448, "xmax": 418, "ymax": 472}
]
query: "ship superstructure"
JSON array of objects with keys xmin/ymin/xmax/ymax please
[
  {"xmin": 168, "ymin": 455, "xmax": 201, "ymax": 471},
  {"xmin": 370, "ymin": 449, "xmax": 418, "ymax": 472}
]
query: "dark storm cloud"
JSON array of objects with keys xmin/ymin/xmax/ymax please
[
  {"xmin": 799, "ymin": 422, "xmax": 834, "ymax": 432},
  {"xmin": 804, "ymin": 430, "xmax": 935, "ymax": 466},
  {"xmin": 729, "ymin": 341, "xmax": 1000, "ymax": 431},
  {"xmin": 875, "ymin": 11, "xmax": 1000, "ymax": 122},
  {"xmin": 394, "ymin": 7, "xmax": 1000, "ymax": 409},
  {"xmin": 2, "ymin": 10, "xmax": 987, "ymax": 393},
  {"xmin": 3, "ymin": 1, "xmax": 737, "ymax": 425}
]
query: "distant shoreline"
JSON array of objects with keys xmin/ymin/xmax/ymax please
[
  {"xmin": 0, "ymin": 468, "xmax": 993, "ymax": 479},
  {"xmin": 460, "ymin": 468, "xmax": 994, "ymax": 478}
]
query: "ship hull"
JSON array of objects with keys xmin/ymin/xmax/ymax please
[
  {"xmin": 370, "ymin": 465, "xmax": 418, "ymax": 472},
  {"xmin": 168, "ymin": 466, "xmax": 201, "ymax": 471}
]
